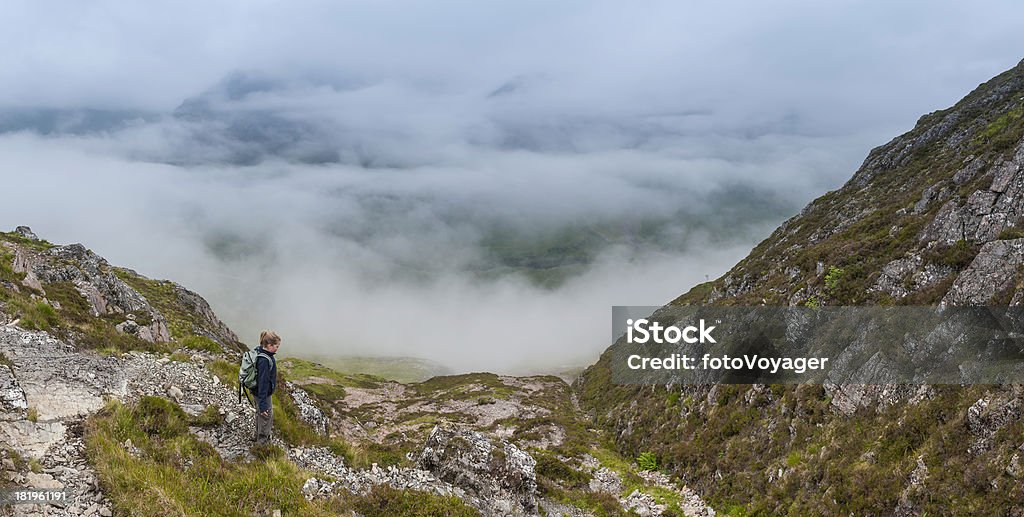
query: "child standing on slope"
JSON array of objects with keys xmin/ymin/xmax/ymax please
[{"xmin": 254, "ymin": 330, "xmax": 280, "ymax": 445}]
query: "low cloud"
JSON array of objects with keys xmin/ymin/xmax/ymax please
[{"xmin": 1, "ymin": 1, "xmax": 1022, "ymax": 372}]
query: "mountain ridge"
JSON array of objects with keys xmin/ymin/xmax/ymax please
[{"xmin": 576, "ymin": 58, "xmax": 1024, "ymax": 514}]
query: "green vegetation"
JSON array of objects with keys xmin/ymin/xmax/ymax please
[
  {"xmin": 26, "ymin": 407, "xmax": 38, "ymax": 423},
  {"xmin": 579, "ymin": 373, "xmax": 1024, "ymax": 514},
  {"xmin": 975, "ymin": 102, "xmax": 1024, "ymax": 152},
  {"xmin": 665, "ymin": 392, "xmax": 680, "ymax": 407},
  {"xmin": 997, "ymin": 225, "xmax": 1024, "ymax": 240},
  {"xmin": 334, "ymin": 485, "xmax": 479, "ymax": 516},
  {"xmin": 85, "ymin": 397, "xmax": 338, "ymax": 516},
  {"xmin": 824, "ymin": 266, "xmax": 845, "ymax": 293},
  {"xmin": 180, "ymin": 335, "xmax": 223, "ymax": 353},
  {"xmin": 414, "ymin": 373, "xmax": 517, "ymax": 401},
  {"xmin": 1, "ymin": 446, "xmax": 27, "ymax": 488},
  {"xmin": 925, "ymin": 239, "xmax": 979, "ymax": 269},
  {"xmin": 636, "ymin": 451, "xmax": 658, "ymax": 471},
  {"xmin": 191, "ymin": 404, "xmax": 225, "ymax": 428},
  {"xmin": 0, "ymin": 274, "xmax": 171, "ymax": 354},
  {"xmin": 305, "ymin": 355, "xmax": 449, "ymax": 384},
  {"xmin": 14, "ymin": 300, "xmax": 60, "ymax": 331},
  {"xmin": 0, "ymin": 231, "xmax": 55, "ymax": 252},
  {"xmin": 113, "ymin": 268, "xmax": 241, "ymax": 352},
  {"xmin": 169, "ymin": 351, "xmax": 191, "ymax": 363}
]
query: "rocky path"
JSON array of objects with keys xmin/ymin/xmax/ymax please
[{"xmin": 1, "ymin": 326, "xmax": 115, "ymax": 516}]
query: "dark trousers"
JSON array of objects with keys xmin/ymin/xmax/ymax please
[{"xmin": 256, "ymin": 406, "xmax": 273, "ymax": 445}]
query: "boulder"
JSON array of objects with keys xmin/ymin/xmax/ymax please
[{"xmin": 418, "ymin": 423, "xmax": 537, "ymax": 516}]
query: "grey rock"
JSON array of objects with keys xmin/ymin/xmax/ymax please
[
  {"xmin": 943, "ymin": 239, "xmax": 1024, "ymax": 305},
  {"xmin": 913, "ymin": 181, "xmax": 952, "ymax": 214},
  {"xmin": 953, "ymin": 156, "xmax": 987, "ymax": 185},
  {"xmin": 419, "ymin": 423, "xmax": 537, "ymax": 516},
  {"xmin": 0, "ymin": 364, "xmax": 28, "ymax": 414},
  {"xmin": 167, "ymin": 385, "xmax": 184, "ymax": 403},
  {"xmin": 285, "ymin": 381, "xmax": 328, "ymax": 436},
  {"xmin": 14, "ymin": 226, "xmax": 39, "ymax": 241}
]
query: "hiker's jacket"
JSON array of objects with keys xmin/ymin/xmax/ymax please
[{"xmin": 255, "ymin": 348, "xmax": 277, "ymax": 413}]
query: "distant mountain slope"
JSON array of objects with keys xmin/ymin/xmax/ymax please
[{"xmin": 576, "ymin": 59, "xmax": 1024, "ymax": 515}]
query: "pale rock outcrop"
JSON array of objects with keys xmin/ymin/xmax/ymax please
[{"xmin": 418, "ymin": 422, "xmax": 538, "ymax": 516}]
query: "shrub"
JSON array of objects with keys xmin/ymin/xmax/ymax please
[
  {"xmin": 824, "ymin": 266, "xmax": 845, "ymax": 292},
  {"xmin": 133, "ymin": 396, "xmax": 189, "ymax": 438},
  {"xmin": 637, "ymin": 451, "xmax": 658, "ymax": 471}
]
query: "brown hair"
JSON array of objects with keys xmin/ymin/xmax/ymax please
[{"xmin": 259, "ymin": 330, "xmax": 281, "ymax": 348}]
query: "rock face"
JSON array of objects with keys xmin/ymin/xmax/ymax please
[
  {"xmin": 418, "ymin": 423, "xmax": 538, "ymax": 516},
  {"xmin": 942, "ymin": 238, "xmax": 1024, "ymax": 305}
]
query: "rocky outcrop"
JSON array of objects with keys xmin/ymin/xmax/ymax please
[
  {"xmin": 919, "ymin": 145, "xmax": 1024, "ymax": 245},
  {"xmin": 6, "ymin": 234, "xmax": 171, "ymax": 343},
  {"xmin": 418, "ymin": 423, "xmax": 538, "ymax": 516},
  {"xmin": 942, "ymin": 238, "xmax": 1024, "ymax": 305}
]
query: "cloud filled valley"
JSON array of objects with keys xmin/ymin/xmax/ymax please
[{"xmin": 2, "ymin": 1, "xmax": 1022, "ymax": 371}]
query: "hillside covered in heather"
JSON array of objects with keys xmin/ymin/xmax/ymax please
[{"xmin": 576, "ymin": 59, "xmax": 1024, "ymax": 515}]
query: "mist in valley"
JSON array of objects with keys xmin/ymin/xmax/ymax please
[{"xmin": 2, "ymin": 1, "xmax": 1023, "ymax": 373}]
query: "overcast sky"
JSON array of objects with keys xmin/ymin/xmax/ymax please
[{"xmin": 1, "ymin": 1, "xmax": 1023, "ymax": 372}]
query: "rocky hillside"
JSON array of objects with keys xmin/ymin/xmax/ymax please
[
  {"xmin": 0, "ymin": 227, "xmax": 716, "ymax": 516},
  {"xmin": 576, "ymin": 59, "xmax": 1024, "ymax": 515}
]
